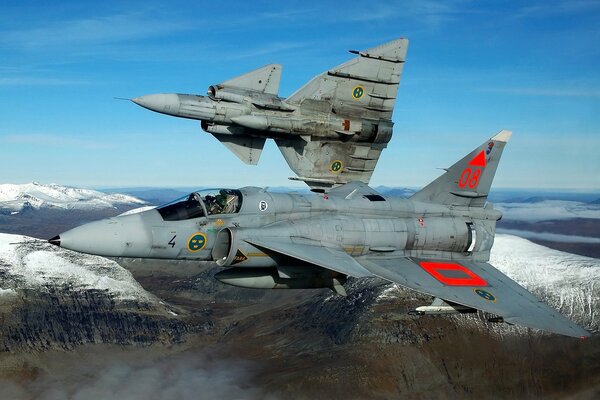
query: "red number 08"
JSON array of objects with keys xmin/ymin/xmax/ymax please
[{"xmin": 458, "ymin": 168, "xmax": 481, "ymax": 189}]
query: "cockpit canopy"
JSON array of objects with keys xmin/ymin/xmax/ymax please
[{"xmin": 157, "ymin": 189, "xmax": 243, "ymax": 221}]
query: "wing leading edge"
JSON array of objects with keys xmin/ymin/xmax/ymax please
[
  {"xmin": 246, "ymin": 237, "xmax": 373, "ymax": 278},
  {"xmin": 356, "ymin": 256, "xmax": 590, "ymax": 338}
]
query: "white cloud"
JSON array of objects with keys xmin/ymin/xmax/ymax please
[
  {"xmin": 513, "ymin": 0, "xmax": 600, "ymax": 19},
  {"xmin": 221, "ymin": 41, "xmax": 313, "ymax": 61},
  {"xmin": 0, "ymin": 11, "xmax": 195, "ymax": 49},
  {"xmin": 0, "ymin": 350, "xmax": 274, "ymax": 400},
  {"xmin": 497, "ymin": 228, "xmax": 600, "ymax": 244},
  {"xmin": 480, "ymin": 87, "xmax": 600, "ymax": 98},
  {"xmin": 2, "ymin": 134, "xmax": 114, "ymax": 150},
  {"xmin": 0, "ymin": 77, "xmax": 87, "ymax": 86},
  {"xmin": 496, "ymin": 200, "xmax": 600, "ymax": 222},
  {"xmin": 344, "ymin": 0, "xmax": 470, "ymax": 25}
]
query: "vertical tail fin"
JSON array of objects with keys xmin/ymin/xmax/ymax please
[{"xmin": 410, "ymin": 130, "xmax": 512, "ymax": 207}]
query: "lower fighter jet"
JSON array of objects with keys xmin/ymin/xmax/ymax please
[{"xmin": 49, "ymin": 131, "xmax": 590, "ymax": 338}]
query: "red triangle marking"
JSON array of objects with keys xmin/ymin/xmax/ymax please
[{"xmin": 468, "ymin": 150, "xmax": 487, "ymax": 167}]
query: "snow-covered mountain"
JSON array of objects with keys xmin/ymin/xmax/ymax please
[
  {"xmin": 0, "ymin": 233, "xmax": 154, "ymax": 302},
  {"xmin": 490, "ymin": 234, "xmax": 599, "ymax": 331},
  {"xmin": 0, "ymin": 182, "xmax": 146, "ymax": 213},
  {"xmin": 0, "ymin": 233, "xmax": 189, "ymax": 351}
]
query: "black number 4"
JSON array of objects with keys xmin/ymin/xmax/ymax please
[{"xmin": 168, "ymin": 235, "xmax": 176, "ymax": 248}]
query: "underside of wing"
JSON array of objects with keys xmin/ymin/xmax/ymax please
[
  {"xmin": 356, "ymin": 255, "xmax": 590, "ymax": 338},
  {"xmin": 246, "ymin": 238, "xmax": 373, "ymax": 278},
  {"xmin": 211, "ymin": 132, "xmax": 266, "ymax": 165},
  {"xmin": 326, "ymin": 181, "xmax": 384, "ymax": 199},
  {"xmin": 276, "ymin": 139, "xmax": 386, "ymax": 191}
]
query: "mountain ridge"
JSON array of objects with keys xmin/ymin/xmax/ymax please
[{"xmin": 0, "ymin": 182, "xmax": 146, "ymax": 213}]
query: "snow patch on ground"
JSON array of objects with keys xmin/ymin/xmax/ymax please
[
  {"xmin": 376, "ymin": 283, "xmax": 403, "ymax": 301},
  {"xmin": 491, "ymin": 234, "xmax": 599, "ymax": 330},
  {"xmin": 0, "ymin": 233, "xmax": 153, "ymax": 302},
  {"xmin": 0, "ymin": 288, "xmax": 16, "ymax": 296}
]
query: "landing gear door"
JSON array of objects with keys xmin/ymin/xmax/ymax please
[{"xmin": 150, "ymin": 226, "xmax": 179, "ymax": 258}]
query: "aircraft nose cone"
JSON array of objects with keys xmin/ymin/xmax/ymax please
[
  {"xmin": 132, "ymin": 93, "xmax": 181, "ymax": 115},
  {"xmin": 58, "ymin": 219, "xmax": 127, "ymax": 257},
  {"xmin": 55, "ymin": 213, "xmax": 154, "ymax": 258},
  {"xmin": 48, "ymin": 235, "xmax": 61, "ymax": 246}
]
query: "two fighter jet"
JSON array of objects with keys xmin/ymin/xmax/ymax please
[{"xmin": 50, "ymin": 38, "xmax": 590, "ymax": 338}]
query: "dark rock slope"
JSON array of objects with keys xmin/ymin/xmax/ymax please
[{"xmin": 0, "ymin": 235, "xmax": 206, "ymax": 352}]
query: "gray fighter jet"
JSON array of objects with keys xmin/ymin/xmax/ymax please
[
  {"xmin": 131, "ymin": 38, "xmax": 409, "ymax": 191},
  {"xmin": 49, "ymin": 131, "xmax": 590, "ymax": 338}
]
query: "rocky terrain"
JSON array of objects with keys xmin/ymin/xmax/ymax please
[
  {"xmin": 0, "ymin": 234, "xmax": 198, "ymax": 354},
  {"xmin": 0, "ymin": 231, "xmax": 599, "ymax": 399}
]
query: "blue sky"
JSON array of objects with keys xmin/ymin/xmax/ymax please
[{"xmin": 0, "ymin": 0, "xmax": 598, "ymax": 190}]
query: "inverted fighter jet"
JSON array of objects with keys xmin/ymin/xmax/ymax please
[
  {"xmin": 49, "ymin": 131, "xmax": 590, "ymax": 338},
  {"xmin": 131, "ymin": 38, "xmax": 409, "ymax": 191}
]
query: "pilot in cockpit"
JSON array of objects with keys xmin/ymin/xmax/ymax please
[
  {"xmin": 205, "ymin": 190, "xmax": 235, "ymax": 215},
  {"xmin": 157, "ymin": 189, "xmax": 242, "ymax": 221}
]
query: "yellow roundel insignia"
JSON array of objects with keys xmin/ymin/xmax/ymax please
[
  {"xmin": 352, "ymin": 85, "xmax": 364, "ymax": 99},
  {"xmin": 187, "ymin": 232, "xmax": 207, "ymax": 253},
  {"xmin": 330, "ymin": 160, "xmax": 343, "ymax": 173},
  {"xmin": 474, "ymin": 288, "xmax": 496, "ymax": 302}
]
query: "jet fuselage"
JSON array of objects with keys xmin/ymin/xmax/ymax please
[{"xmin": 53, "ymin": 185, "xmax": 500, "ymax": 270}]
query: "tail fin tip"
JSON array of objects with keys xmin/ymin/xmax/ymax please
[{"xmin": 492, "ymin": 130, "xmax": 512, "ymax": 143}]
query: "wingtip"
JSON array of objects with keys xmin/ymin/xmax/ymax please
[{"xmin": 492, "ymin": 130, "xmax": 512, "ymax": 143}]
